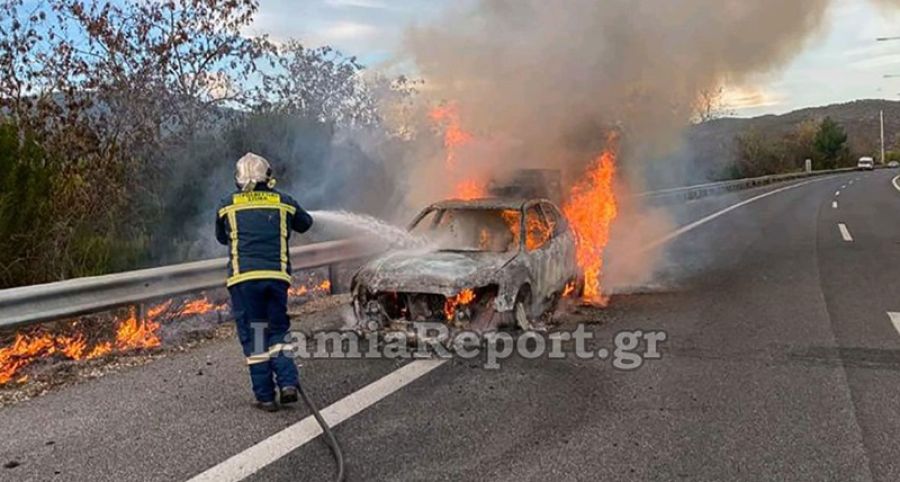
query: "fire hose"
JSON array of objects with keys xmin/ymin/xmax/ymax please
[{"xmin": 298, "ymin": 381, "xmax": 345, "ymax": 482}]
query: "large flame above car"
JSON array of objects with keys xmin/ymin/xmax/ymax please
[
  {"xmin": 563, "ymin": 144, "xmax": 619, "ymax": 305},
  {"xmin": 429, "ymin": 103, "xmax": 487, "ymax": 200},
  {"xmin": 429, "ymin": 101, "xmax": 619, "ymax": 303}
]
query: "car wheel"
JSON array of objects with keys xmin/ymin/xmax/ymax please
[{"xmin": 542, "ymin": 279, "xmax": 578, "ymax": 323}]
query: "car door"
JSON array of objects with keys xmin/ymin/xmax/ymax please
[
  {"xmin": 540, "ymin": 202, "xmax": 578, "ymax": 293},
  {"xmin": 522, "ymin": 203, "xmax": 560, "ymax": 304}
]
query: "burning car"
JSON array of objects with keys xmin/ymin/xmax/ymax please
[{"xmin": 350, "ymin": 197, "xmax": 581, "ymax": 338}]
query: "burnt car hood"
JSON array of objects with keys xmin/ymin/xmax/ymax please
[{"xmin": 354, "ymin": 249, "xmax": 516, "ymax": 295}]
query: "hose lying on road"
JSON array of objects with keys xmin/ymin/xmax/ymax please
[{"xmin": 298, "ymin": 381, "xmax": 345, "ymax": 482}]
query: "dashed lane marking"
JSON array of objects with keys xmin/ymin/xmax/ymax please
[
  {"xmin": 888, "ymin": 313, "xmax": 900, "ymax": 337},
  {"xmin": 838, "ymin": 223, "xmax": 853, "ymax": 242}
]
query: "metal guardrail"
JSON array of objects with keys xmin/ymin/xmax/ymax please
[
  {"xmin": 637, "ymin": 167, "xmax": 857, "ymax": 203},
  {"xmin": 0, "ymin": 166, "xmax": 863, "ymax": 332},
  {"xmin": 0, "ymin": 238, "xmax": 381, "ymax": 330}
]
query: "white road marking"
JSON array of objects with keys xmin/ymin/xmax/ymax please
[
  {"xmin": 832, "ymin": 201, "xmax": 838, "ymax": 209},
  {"xmin": 892, "ymin": 175, "xmax": 900, "ymax": 193},
  {"xmin": 842, "ymin": 184, "xmax": 847, "ymax": 189},
  {"xmin": 888, "ymin": 312, "xmax": 900, "ymax": 336},
  {"xmin": 642, "ymin": 178, "xmax": 826, "ymax": 251},
  {"xmin": 838, "ymin": 223, "xmax": 853, "ymax": 242},
  {"xmin": 849, "ymin": 180, "xmax": 854, "ymax": 185},
  {"xmin": 835, "ymin": 191, "xmax": 841, "ymax": 197},
  {"xmin": 188, "ymin": 359, "xmax": 447, "ymax": 482}
]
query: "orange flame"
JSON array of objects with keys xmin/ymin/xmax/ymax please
[
  {"xmin": 499, "ymin": 210, "xmax": 552, "ymax": 251},
  {"xmin": 444, "ymin": 288, "xmax": 476, "ymax": 320},
  {"xmin": 0, "ymin": 335, "xmax": 55, "ymax": 384},
  {"xmin": 177, "ymin": 297, "xmax": 226, "ymax": 316},
  {"xmin": 114, "ymin": 307, "xmax": 161, "ymax": 351},
  {"xmin": 501, "ymin": 210, "xmax": 522, "ymax": 246},
  {"xmin": 86, "ymin": 342, "xmax": 113, "ymax": 360},
  {"xmin": 429, "ymin": 102, "xmax": 486, "ymax": 200},
  {"xmin": 563, "ymin": 143, "xmax": 619, "ymax": 305},
  {"xmin": 454, "ymin": 179, "xmax": 487, "ymax": 200},
  {"xmin": 0, "ymin": 295, "xmax": 229, "ymax": 385},
  {"xmin": 288, "ymin": 279, "xmax": 332, "ymax": 297},
  {"xmin": 429, "ymin": 102, "xmax": 472, "ymax": 169},
  {"xmin": 562, "ymin": 281, "xmax": 576, "ymax": 298},
  {"xmin": 148, "ymin": 300, "xmax": 174, "ymax": 318},
  {"xmin": 525, "ymin": 210, "xmax": 553, "ymax": 251},
  {"xmin": 56, "ymin": 334, "xmax": 87, "ymax": 360}
]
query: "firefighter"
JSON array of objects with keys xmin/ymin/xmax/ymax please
[{"xmin": 216, "ymin": 153, "xmax": 313, "ymax": 412}]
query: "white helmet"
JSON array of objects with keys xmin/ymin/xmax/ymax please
[{"xmin": 234, "ymin": 152, "xmax": 276, "ymax": 191}]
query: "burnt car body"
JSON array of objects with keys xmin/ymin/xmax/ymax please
[{"xmin": 350, "ymin": 197, "xmax": 581, "ymax": 336}]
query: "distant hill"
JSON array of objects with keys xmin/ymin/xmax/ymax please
[{"xmin": 683, "ymin": 99, "xmax": 900, "ymax": 179}]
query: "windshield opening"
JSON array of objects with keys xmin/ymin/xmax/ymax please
[{"xmin": 410, "ymin": 208, "xmax": 522, "ymax": 253}]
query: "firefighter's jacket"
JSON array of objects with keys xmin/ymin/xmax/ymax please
[{"xmin": 215, "ymin": 187, "xmax": 313, "ymax": 287}]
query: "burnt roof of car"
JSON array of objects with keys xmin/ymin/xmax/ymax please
[{"xmin": 428, "ymin": 197, "xmax": 540, "ymax": 210}]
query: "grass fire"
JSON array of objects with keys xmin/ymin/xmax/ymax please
[
  {"xmin": 0, "ymin": 276, "xmax": 334, "ymax": 386},
  {"xmin": 0, "ymin": 297, "xmax": 221, "ymax": 385}
]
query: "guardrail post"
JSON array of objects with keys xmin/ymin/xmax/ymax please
[{"xmin": 326, "ymin": 264, "xmax": 336, "ymax": 295}]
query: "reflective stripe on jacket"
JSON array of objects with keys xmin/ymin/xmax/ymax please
[{"xmin": 215, "ymin": 187, "xmax": 313, "ymax": 287}]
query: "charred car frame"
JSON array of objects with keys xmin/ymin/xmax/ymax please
[{"xmin": 350, "ymin": 197, "xmax": 581, "ymax": 339}]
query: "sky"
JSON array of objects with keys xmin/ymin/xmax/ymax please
[
  {"xmin": 246, "ymin": 0, "xmax": 446, "ymax": 67},
  {"xmin": 249, "ymin": 0, "xmax": 900, "ymax": 118},
  {"xmin": 740, "ymin": 0, "xmax": 900, "ymax": 117}
]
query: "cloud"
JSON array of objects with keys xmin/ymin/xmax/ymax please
[
  {"xmin": 722, "ymin": 85, "xmax": 784, "ymax": 110},
  {"xmin": 848, "ymin": 53, "xmax": 900, "ymax": 69},
  {"xmin": 324, "ymin": 0, "xmax": 390, "ymax": 9},
  {"xmin": 317, "ymin": 21, "xmax": 379, "ymax": 42},
  {"xmin": 248, "ymin": 0, "xmax": 442, "ymax": 59}
]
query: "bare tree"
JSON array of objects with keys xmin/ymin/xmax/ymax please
[
  {"xmin": 0, "ymin": 0, "xmax": 275, "ymax": 285},
  {"xmin": 260, "ymin": 42, "xmax": 381, "ymax": 126},
  {"xmin": 0, "ymin": 0, "xmax": 419, "ymax": 287},
  {"xmin": 57, "ymin": 0, "xmax": 271, "ymax": 146},
  {"xmin": 693, "ymin": 86, "xmax": 733, "ymax": 123}
]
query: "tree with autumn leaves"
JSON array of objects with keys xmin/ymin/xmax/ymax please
[
  {"xmin": 731, "ymin": 116, "xmax": 851, "ymax": 178},
  {"xmin": 0, "ymin": 0, "xmax": 410, "ymax": 288}
]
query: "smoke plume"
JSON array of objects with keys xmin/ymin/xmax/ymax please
[
  {"xmin": 401, "ymin": 0, "xmax": 900, "ymax": 292},
  {"xmin": 405, "ymin": 0, "xmax": 838, "ymax": 190}
]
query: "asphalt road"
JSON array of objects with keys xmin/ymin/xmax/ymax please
[{"xmin": 3, "ymin": 169, "xmax": 900, "ymax": 481}]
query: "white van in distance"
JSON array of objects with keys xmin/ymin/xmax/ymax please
[{"xmin": 857, "ymin": 157, "xmax": 875, "ymax": 171}]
